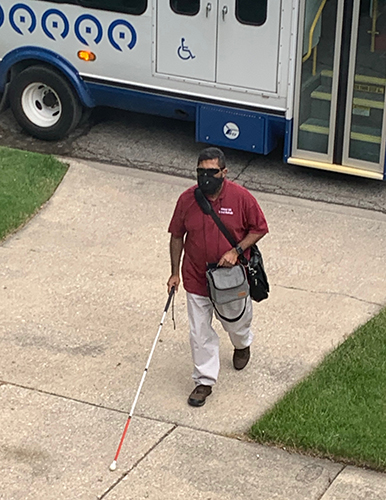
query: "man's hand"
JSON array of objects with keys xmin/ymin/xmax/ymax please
[
  {"xmin": 167, "ymin": 274, "xmax": 181, "ymax": 293},
  {"xmin": 218, "ymin": 248, "xmax": 238, "ymax": 267}
]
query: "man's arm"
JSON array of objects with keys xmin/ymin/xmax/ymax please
[
  {"xmin": 167, "ymin": 235, "xmax": 184, "ymax": 292},
  {"xmin": 218, "ymin": 232, "xmax": 266, "ymax": 267}
]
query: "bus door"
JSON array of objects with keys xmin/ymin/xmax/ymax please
[
  {"xmin": 156, "ymin": 0, "xmax": 282, "ymax": 93},
  {"xmin": 156, "ymin": 1, "xmax": 217, "ymax": 82},
  {"xmin": 290, "ymin": 0, "xmax": 386, "ymax": 178}
]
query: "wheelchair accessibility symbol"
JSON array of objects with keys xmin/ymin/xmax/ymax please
[{"xmin": 177, "ymin": 38, "xmax": 195, "ymax": 60}]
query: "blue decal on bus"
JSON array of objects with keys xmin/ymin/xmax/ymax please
[
  {"xmin": 42, "ymin": 9, "xmax": 69, "ymax": 41},
  {"xmin": 0, "ymin": 5, "xmax": 4, "ymax": 28},
  {"xmin": 108, "ymin": 19, "xmax": 137, "ymax": 51},
  {"xmin": 9, "ymin": 3, "xmax": 36, "ymax": 35},
  {"xmin": 75, "ymin": 14, "xmax": 102, "ymax": 46}
]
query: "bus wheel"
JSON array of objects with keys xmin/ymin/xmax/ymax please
[{"xmin": 9, "ymin": 65, "xmax": 82, "ymax": 141}]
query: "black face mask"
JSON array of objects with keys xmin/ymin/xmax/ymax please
[{"xmin": 197, "ymin": 173, "xmax": 224, "ymax": 196}]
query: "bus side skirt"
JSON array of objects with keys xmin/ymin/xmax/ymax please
[{"xmin": 86, "ymin": 79, "xmax": 286, "ymax": 155}]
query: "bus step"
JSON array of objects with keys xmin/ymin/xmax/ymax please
[
  {"xmin": 299, "ymin": 118, "xmax": 381, "ymax": 143},
  {"xmin": 311, "ymin": 85, "xmax": 384, "ymax": 109},
  {"xmin": 321, "ymin": 69, "xmax": 386, "ymax": 88}
]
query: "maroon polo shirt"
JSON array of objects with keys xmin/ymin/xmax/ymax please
[{"xmin": 168, "ymin": 179, "xmax": 269, "ymax": 297}]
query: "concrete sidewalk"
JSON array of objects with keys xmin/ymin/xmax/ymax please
[{"xmin": 1, "ymin": 159, "xmax": 386, "ymax": 499}]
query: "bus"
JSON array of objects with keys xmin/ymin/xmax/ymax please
[{"xmin": 0, "ymin": 0, "xmax": 385, "ymax": 180}]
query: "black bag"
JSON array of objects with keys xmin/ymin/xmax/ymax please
[
  {"xmin": 248, "ymin": 244, "xmax": 269, "ymax": 302},
  {"xmin": 194, "ymin": 187, "xmax": 269, "ymax": 303}
]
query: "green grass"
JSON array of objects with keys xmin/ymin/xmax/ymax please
[
  {"xmin": 0, "ymin": 147, "xmax": 68, "ymax": 241},
  {"xmin": 250, "ymin": 307, "xmax": 386, "ymax": 471}
]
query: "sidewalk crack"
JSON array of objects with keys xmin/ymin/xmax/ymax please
[
  {"xmin": 275, "ymin": 284, "xmax": 384, "ymax": 307},
  {"xmin": 316, "ymin": 466, "xmax": 346, "ymax": 500},
  {"xmin": 232, "ymin": 157, "xmax": 254, "ymax": 182},
  {"xmin": 98, "ymin": 425, "xmax": 177, "ymax": 499},
  {"xmin": 0, "ymin": 380, "xmax": 132, "ymax": 414}
]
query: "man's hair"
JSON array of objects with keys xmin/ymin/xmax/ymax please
[{"xmin": 197, "ymin": 147, "xmax": 226, "ymax": 169}]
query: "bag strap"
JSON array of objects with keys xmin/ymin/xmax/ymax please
[{"xmin": 194, "ymin": 187, "xmax": 248, "ymax": 266}]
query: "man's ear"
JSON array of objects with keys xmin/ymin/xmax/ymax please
[{"xmin": 222, "ymin": 167, "xmax": 228, "ymax": 176}]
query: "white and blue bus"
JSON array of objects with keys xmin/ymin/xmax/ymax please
[{"xmin": 0, "ymin": 0, "xmax": 385, "ymax": 179}]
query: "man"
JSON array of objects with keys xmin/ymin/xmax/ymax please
[{"xmin": 167, "ymin": 147, "xmax": 268, "ymax": 407}]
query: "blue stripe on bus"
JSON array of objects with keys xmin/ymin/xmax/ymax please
[
  {"xmin": 86, "ymin": 80, "xmax": 196, "ymax": 121},
  {"xmin": 284, "ymin": 118, "xmax": 293, "ymax": 162}
]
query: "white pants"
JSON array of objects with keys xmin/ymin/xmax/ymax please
[{"xmin": 186, "ymin": 292, "xmax": 254, "ymax": 387}]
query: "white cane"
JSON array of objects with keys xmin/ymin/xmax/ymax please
[{"xmin": 109, "ymin": 286, "xmax": 176, "ymax": 471}]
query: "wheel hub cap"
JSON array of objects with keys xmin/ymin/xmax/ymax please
[{"xmin": 21, "ymin": 82, "xmax": 62, "ymax": 128}]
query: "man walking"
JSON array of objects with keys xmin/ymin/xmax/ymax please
[{"xmin": 167, "ymin": 148, "xmax": 268, "ymax": 407}]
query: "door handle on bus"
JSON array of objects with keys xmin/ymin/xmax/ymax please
[
  {"xmin": 222, "ymin": 5, "xmax": 228, "ymax": 20},
  {"xmin": 206, "ymin": 2, "xmax": 212, "ymax": 17}
]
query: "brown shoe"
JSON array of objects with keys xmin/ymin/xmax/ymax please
[
  {"xmin": 233, "ymin": 346, "xmax": 250, "ymax": 370},
  {"xmin": 188, "ymin": 385, "xmax": 212, "ymax": 407}
]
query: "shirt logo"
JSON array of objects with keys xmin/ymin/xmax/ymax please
[{"xmin": 219, "ymin": 207, "xmax": 234, "ymax": 215}]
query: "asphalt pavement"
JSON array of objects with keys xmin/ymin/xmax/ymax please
[
  {"xmin": 1, "ymin": 106, "xmax": 386, "ymax": 213},
  {"xmin": 1, "ymin": 158, "xmax": 386, "ymax": 499}
]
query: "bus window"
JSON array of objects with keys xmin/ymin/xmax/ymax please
[
  {"xmin": 170, "ymin": 0, "xmax": 200, "ymax": 16},
  {"xmin": 236, "ymin": 0, "xmax": 267, "ymax": 26},
  {"xmin": 79, "ymin": 0, "xmax": 147, "ymax": 15}
]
